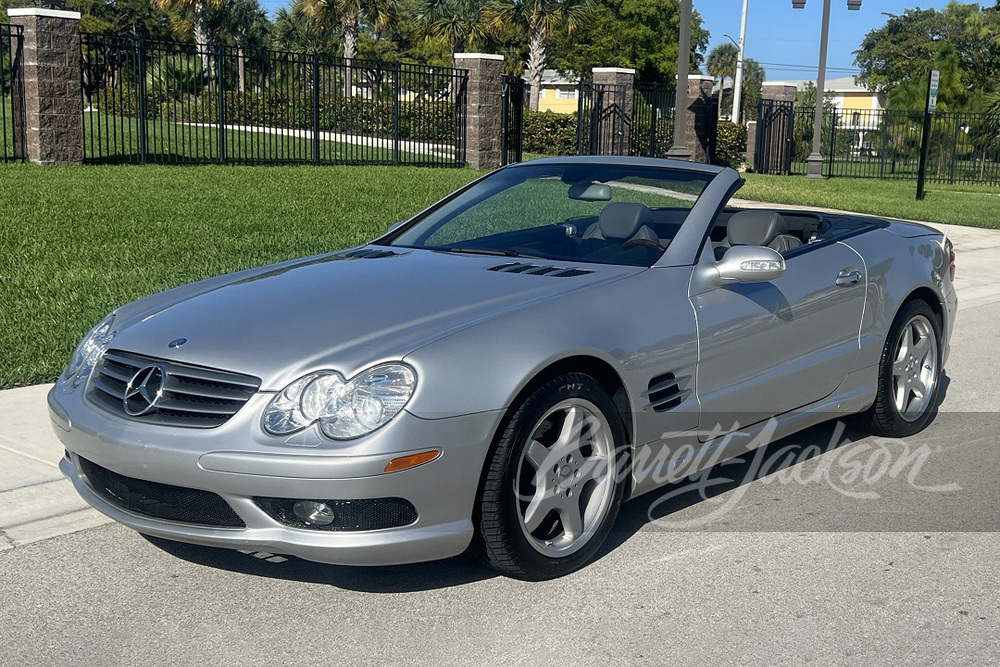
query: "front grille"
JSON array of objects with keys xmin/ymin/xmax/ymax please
[
  {"xmin": 88, "ymin": 349, "xmax": 260, "ymax": 428},
  {"xmin": 79, "ymin": 457, "xmax": 245, "ymax": 528},
  {"xmin": 253, "ymin": 497, "xmax": 417, "ymax": 532}
]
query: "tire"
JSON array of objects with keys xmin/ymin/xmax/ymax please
[
  {"xmin": 477, "ymin": 373, "xmax": 629, "ymax": 581},
  {"xmin": 865, "ymin": 299, "xmax": 942, "ymax": 437}
]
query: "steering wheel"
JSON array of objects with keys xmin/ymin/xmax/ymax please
[{"xmin": 622, "ymin": 238, "xmax": 667, "ymax": 253}]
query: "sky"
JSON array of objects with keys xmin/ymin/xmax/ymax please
[
  {"xmin": 254, "ymin": 0, "xmax": 958, "ymax": 83},
  {"xmin": 697, "ymin": 0, "xmax": 955, "ymax": 83}
]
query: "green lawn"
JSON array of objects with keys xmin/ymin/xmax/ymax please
[
  {"xmin": 2, "ymin": 162, "xmax": 998, "ymax": 389},
  {"xmin": 740, "ymin": 174, "xmax": 1000, "ymax": 228},
  {"xmin": 0, "ymin": 164, "xmax": 477, "ymax": 388}
]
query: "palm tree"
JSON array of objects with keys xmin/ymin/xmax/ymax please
[
  {"xmin": 483, "ymin": 0, "xmax": 595, "ymax": 111},
  {"xmin": 706, "ymin": 42, "xmax": 738, "ymax": 120},
  {"xmin": 154, "ymin": 0, "xmax": 228, "ymax": 73},
  {"xmin": 294, "ymin": 0, "xmax": 400, "ymax": 62},
  {"xmin": 215, "ymin": 0, "xmax": 270, "ymax": 92},
  {"xmin": 419, "ymin": 0, "xmax": 488, "ymax": 54}
]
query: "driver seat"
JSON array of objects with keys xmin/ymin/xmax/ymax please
[{"xmin": 581, "ymin": 202, "xmax": 659, "ymax": 245}]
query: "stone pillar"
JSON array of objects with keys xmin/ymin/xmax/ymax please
[
  {"xmin": 591, "ymin": 67, "xmax": 634, "ymax": 155},
  {"xmin": 745, "ymin": 120, "xmax": 757, "ymax": 170},
  {"xmin": 454, "ymin": 53, "xmax": 504, "ymax": 171},
  {"xmin": 685, "ymin": 74, "xmax": 715, "ymax": 163},
  {"xmin": 7, "ymin": 8, "xmax": 83, "ymax": 166},
  {"xmin": 761, "ymin": 81, "xmax": 797, "ymax": 103}
]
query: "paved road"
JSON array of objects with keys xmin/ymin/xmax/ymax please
[{"xmin": 1, "ymin": 222, "xmax": 998, "ymax": 666}]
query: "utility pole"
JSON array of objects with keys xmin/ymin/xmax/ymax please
[
  {"xmin": 731, "ymin": 0, "xmax": 750, "ymax": 123},
  {"xmin": 667, "ymin": 0, "xmax": 693, "ymax": 160}
]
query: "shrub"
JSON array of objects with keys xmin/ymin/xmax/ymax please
[
  {"xmin": 714, "ymin": 120, "xmax": 747, "ymax": 169},
  {"xmin": 523, "ymin": 110, "xmax": 577, "ymax": 155}
]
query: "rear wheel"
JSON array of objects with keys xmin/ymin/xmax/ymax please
[
  {"xmin": 478, "ymin": 373, "xmax": 628, "ymax": 580},
  {"xmin": 866, "ymin": 300, "xmax": 942, "ymax": 437}
]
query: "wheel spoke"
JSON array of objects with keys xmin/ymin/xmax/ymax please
[
  {"xmin": 555, "ymin": 406, "xmax": 584, "ymax": 452},
  {"xmin": 895, "ymin": 324, "xmax": 913, "ymax": 363},
  {"xmin": 523, "ymin": 489, "xmax": 559, "ymax": 533},
  {"xmin": 912, "ymin": 378, "xmax": 927, "ymax": 399},
  {"xmin": 525, "ymin": 439, "xmax": 550, "ymax": 471},
  {"xmin": 911, "ymin": 334, "xmax": 930, "ymax": 362},
  {"xmin": 558, "ymin": 497, "xmax": 584, "ymax": 539},
  {"xmin": 895, "ymin": 379, "xmax": 909, "ymax": 412}
]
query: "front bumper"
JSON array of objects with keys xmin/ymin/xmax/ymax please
[{"xmin": 49, "ymin": 385, "xmax": 503, "ymax": 566}]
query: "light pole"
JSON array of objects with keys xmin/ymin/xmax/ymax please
[
  {"xmin": 730, "ymin": 0, "xmax": 749, "ymax": 123},
  {"xmin": 667, "ymin": 0, "xmax": 693, "ymax": 160},
  {"xmin": 794, "ymin": 0, "xmax": 861, "ymax": 178}
]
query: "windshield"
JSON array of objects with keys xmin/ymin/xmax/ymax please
[{"xmin": 385, "ymin": 163, "xmax": 714, "ymax": 267}]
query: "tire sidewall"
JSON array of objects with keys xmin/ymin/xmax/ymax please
[{"xmin": 877, "ymin": 300, "xmax": 943, "ymax": 436}]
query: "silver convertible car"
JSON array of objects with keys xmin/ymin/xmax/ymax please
[{"xmin": 49, "ymin": 157, "xmax": 957, "ymax": 580}]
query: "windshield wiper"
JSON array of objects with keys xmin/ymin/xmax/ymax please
[{"xmin": 437, "ymin": 247, "xmax": 522, "ymax": 257}]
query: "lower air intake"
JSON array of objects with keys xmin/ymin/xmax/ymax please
[
  {"xmin": 79, "ymin": 457, "xmax": 245, "ymax": 528},
  {"xmin": 254, "ymin": 497, "xmax": 418, "ymax": 532}
]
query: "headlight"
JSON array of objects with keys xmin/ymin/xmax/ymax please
[
  {"xmin": 263, "ymin": 363, "xmax": 416, "ymax": 440},
  {"xmin": 63, "ymin": 313, "xmax": 116, "ymax": 388}
]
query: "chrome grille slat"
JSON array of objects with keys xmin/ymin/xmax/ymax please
[{"xmin": 88, "ymin": 349, "xmax": 261, "ymax": 429}]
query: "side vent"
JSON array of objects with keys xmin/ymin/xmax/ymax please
[
  {"xmin": 337, "ymin": 248, "xmax": 401, "ymax": 259},
  {"xmin": 643, "ymin": 372, "xmax": 691, "ymax": 412},
  {"xmin": 487, "ymin": 262, "xmax": 594, "ymax": 277}
]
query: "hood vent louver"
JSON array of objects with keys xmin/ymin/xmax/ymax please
[
  {"xmin": 487, "ymin": 262, "xmax": 594, "ymax": 278},
  {"xmin": 337, "ymin": 248, "xmax": 401, "ymax": 259},
  {"xmin": 643, "ymin": 372, "xmax": 691, "ymax": 412}
]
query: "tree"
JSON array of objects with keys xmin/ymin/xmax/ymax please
[
  {"xmin": 153, "ymin": 0, "xmax": 227, "ymax": 66},
  {"xmin": 854, "ymin": 2, "xmax": 1000, "ymax": 102},
  {"xmin": 273, "ymin": 6, "xmax": 339, "ymax": 53},
  {"xmin": 739, "ymin": 57, "xmax": 764, "ymax": 121},
  {"xmin": 546, "ymin": 0, "xmax": 709, "ymax": 85},
  {"xmin": 706, "ymin": 42, "xmax": 738, "ymax": 119},
  {"xmin": 294, "ymin": 0, "xmax": 401, "ymax": 62},
  {"xmin": 419, "ymin": 0, "xmax": 489, "ymax": 53},
  {"xmin": 483, "ymin": 0, "xmax": 597, "ymax": 110},
  {"xmin": 213, "ymin": 0, "xmax": 270, "ymax": 91}
]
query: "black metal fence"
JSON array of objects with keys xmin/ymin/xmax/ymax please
[
  {"xmin": 576, "ymin": 82, "xmax": 630, "ymax": 156},
  {"xmin": 757, "ymin": 99, "xmax": 1000, "ymax": 186},
  {"xmin": 80, "ymin": 33, "xmax": 468, "ymax": 167},
  {"xmin": 630, "ymin": 82, "xmax": 675, "ymax": 159},
  {"xmin": 1, "ymin": 24, "xmax": 25, "ymax": 163},
  {"xmin": 501, "ymin": 75, "xmax": 526, "ymax": 166}
]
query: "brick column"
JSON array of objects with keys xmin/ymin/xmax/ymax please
[
  {"xmin": 745, "ymin": 120, "xmax": 757, "ymax": 170},
  {"xmin": 761, "ymin": 81, "xmax": 798, "ymax": 103},
  {"xmin": 684, "ymin": 75, "xmax": 715, "ymax": 163},
  {"xmin": 7, "ymin": 8, "xmax": 83, "ymax": 166},
  {"xmin": 454, "ymin": 53, "xmax": 504, "ymax": 171},
  {"xmin": 591, "ymin": 67, "xmax": 634, "ymax": 155}
]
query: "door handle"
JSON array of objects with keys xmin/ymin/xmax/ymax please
[{"xmin": 835, "ymin": 269, "xmax": 862, "ymax": 287}]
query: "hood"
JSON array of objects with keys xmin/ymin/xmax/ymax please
[{"xmin": 110, "ymin": 247, "xmax": 640, "ymax": 389}]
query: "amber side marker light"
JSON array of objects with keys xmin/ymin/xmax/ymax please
[{"xmin": 385, "ymin": 450, "xmax": 441, "ymax": 473}]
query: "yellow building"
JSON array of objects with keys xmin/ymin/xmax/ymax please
[{"xmin": 536, "ymin": 69, "xmax": 580, "ymax": 114}]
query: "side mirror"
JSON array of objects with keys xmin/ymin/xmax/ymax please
[
  {"xmin": 386, "ymin": 220, "xmax": 406, "ymax": 233},
  {"xmin": 715, "ymin": 245, "xmax": 786, "ymax": 284}
]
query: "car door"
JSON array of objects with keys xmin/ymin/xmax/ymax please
[{"xmin": 691, "ymin": 241, "xmax": 866, "ymax": 438}]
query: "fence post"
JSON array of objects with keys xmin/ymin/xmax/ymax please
[
  {"xmin": 392, "ymin": 62, "xmax": 400, "ymax": 166},
  {"xmin": 7, "ymin": 7, "xmax": 83, "ymax": 165},
  {"xmin": 827, "ymin": 108, "xmax": 837, "ymax": 178},
  {"xmin": 452, "ymin": 53, "xmax": 504, "ymax": 170},
  {"xmin": 137, "ymin": 35, "xmax": 148, "ymax": 164},
  {"xmin": 215, "ymin": 44, "xmax": 226, "ymax": 165},
  {"xmin": 311, "ymin": 52, "xmax": 320, "ymax": 166},
  {"xmin": 949, "ymin": 114, "xmax": 960, "ymax": 184}
]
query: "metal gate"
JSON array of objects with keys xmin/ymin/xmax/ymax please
[
  {"xmin": 1, "ymin": 24, "xmax": 26, "ymax": 162},
  {"xmin": 501, "ymin": 75, "xmax": 526, "ymax": 165},
  {"xmin": 630, "ymin": 82, "xmax": 674, "ymax": 158},
  {"xmin": 577, "ymin": 82, "xmax": 630, "ymax": 156},
  {"xmin": 754, "ymin": 98, "xmax": 795, "ymax": 175}
]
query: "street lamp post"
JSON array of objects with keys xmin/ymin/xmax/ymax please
[
  {"xmin": 667, "ymin": 0, "xmax": 693, "ymax": 160},
  {"xmin": 795, "ymin": 0, "xmax": 861, "ymax": 178},
  {"xmin": 731, "ymin": 0, "xmax": 749, "ymax": 123}
]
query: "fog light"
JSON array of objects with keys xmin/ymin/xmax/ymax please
[{"xmin": 293, "ymin": 500, "xmax": 335, "ymax": 526}]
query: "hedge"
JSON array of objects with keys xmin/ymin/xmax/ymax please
[
  {"xmin": 100, "ymin": 86, "xmax": 457, "ymax": 142},
  {"xmin": 523, "ymin": 110, "xmax": 577, "ymax": 156},
  {"xmin": 713, "ymin": 120, "xmax": 747, "ymax": 169}
]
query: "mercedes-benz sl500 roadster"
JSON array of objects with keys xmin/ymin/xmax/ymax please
[{"xmin": 49, "ymin": 157, "xmax": 957, "ymax": 580}]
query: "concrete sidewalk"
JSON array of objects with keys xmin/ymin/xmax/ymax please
[{"xmin": 2, "ymin": 217, "xmax": 999, "ymax": 552}]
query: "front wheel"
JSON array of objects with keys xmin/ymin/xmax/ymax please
[
  {"xmin": 477, "ymin": 373, "xmax": 628, "ymax": 580},
  {"xmin": 865, "ymin": 300, "xmax": 942, "ymax": 437}
]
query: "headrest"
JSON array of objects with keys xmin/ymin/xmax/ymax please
[
  {"xmin": 598, "ymin": 202, "xmax": 654, "ymax": 240},
  {"xmin": 727, "ymin": 210, "xmax": 789, "ymax": 246}
]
